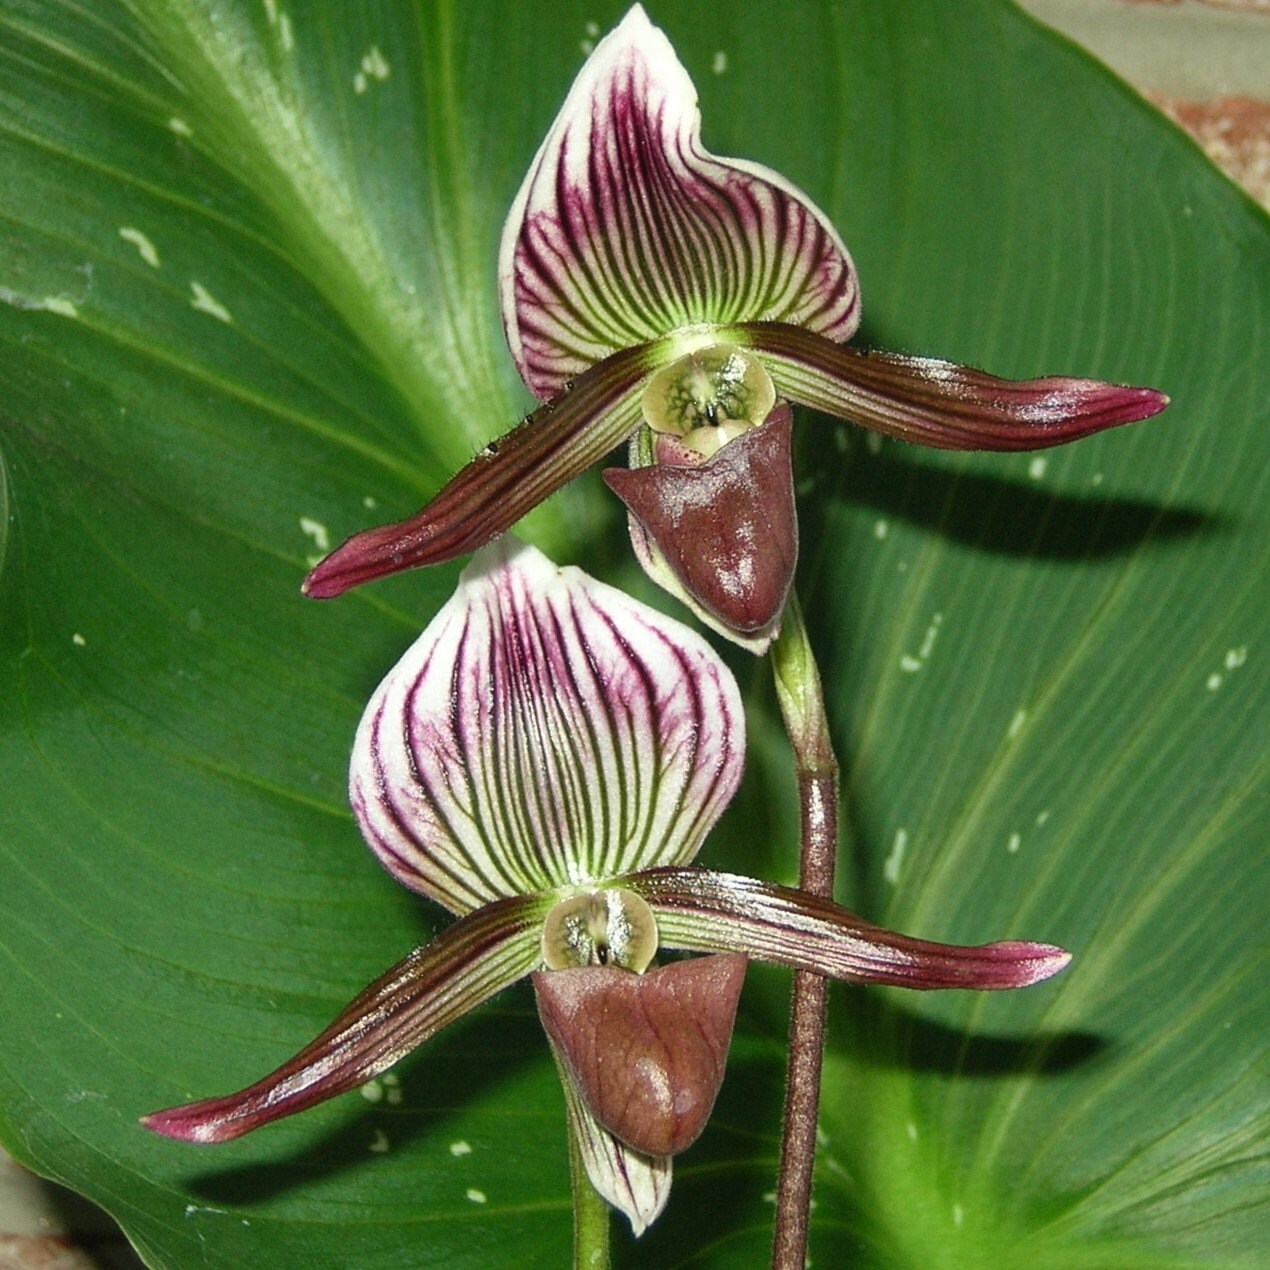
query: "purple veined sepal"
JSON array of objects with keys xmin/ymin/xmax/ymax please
[
  {"xmin": 605, "ymin": 403, "xmax": 798, "ymax": 654},
  {"xmin": 625, "ymin": 867, "xmax": 1072, "ymax": 990},
  {"xmin": 349, "ymin": 537, "xmax": 746, "ymax": 915},
  {"xmin": 549, "ymin": 1033, "xmax": 673, "ymax": 1237},
  {"xmin": 741, "ymin": 323, "xmax": 1169, "ymax": 450},
  {"xmin": 499, "ymin": 4, "xmax": 859, "ymax": 401},
  {"xmin": 141, "ymin": 895, "xmax": 547, "ymax": 1144}
]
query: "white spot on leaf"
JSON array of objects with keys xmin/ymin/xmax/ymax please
[
  {"xmin": 299, "ymin": 516, "xmax": 330, "ymax": 551},
  {"xmin": 1028, "ymin": 457, "xmax": 1047, "ymax": 480},
  {"xmin": 354, "ymin": 45, "xmax": 391, "ymax": 93},
  {"xmin": 1007, "ymin": 832, "xmax": 1021, "ymax": 855},
  {"xmin": 901, "ymin": 612, "xmax": 942, "ymax": 672},
  {"xmin": 711, "ymin": 50, "xmax": 728, "ymax": 75},
  {"xmin": 361, "ymin": 1079, "xmax": 384, "ymax": 1103},
  {"xmin": 449, "ymin": 1139, "xmax": 472, "ymax": 1157},
  {"xmin": 1007, "ymin": 708, "xmax": 1027, "ymax": 739},
  {"xmin": 1224, "ymin": 646, "xmax": 1248, "ymax": 670},
  {"xmin": 883, "ymin": 828, "xmax": 908, "ymax": 884},
  {"xmin": 72, "ymin": 633, "xmax": 86, "ymax": 647},
  {"xmin": 189, "ymin": 281, "xmax": 232, "ymax": 323},
  {"xmin": 369, "ymin": 1129, "xmax": 390, "ymax": 1153},
  {"xmin": 0, "ymin": 286, "xmax": 78, "ymax": 317},
  {"xmin": 119, "ymin": 227, "xmax": 160, "ymax": 268},
  {"xmin": 169, "ymin": 117, "xmax": 193, "ymax": 138},
  {"xmin": 873, "ymin": 518, "xmax": 889, "ymax": 540},
  {"xmin": 1207, "ymin": 646, "xmax": 1248, "ymax": 692},
  {"xmin": 919, "ymin": 612, "xmax": 942, "ymax": 658},
  {"xmin": 465, "ymin": 1187, "xmax": 487, "ymax": 1204}
]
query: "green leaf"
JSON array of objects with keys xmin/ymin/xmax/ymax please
[{"xmin": 0, "ymin": 2, "xmax": 1264, "ymax": 1267}]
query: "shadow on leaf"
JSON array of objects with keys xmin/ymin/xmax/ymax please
[
  {"xmin": 799, "ymin": 423, "xmax": 1216, "ymax": 563},
  {"xmin": 179, "ymin": 987, "xmax": 549, "ymax": 1206},
  {"xmin": 830, "ymin": 988, "xmax": 1105, "ymax": 1079}
]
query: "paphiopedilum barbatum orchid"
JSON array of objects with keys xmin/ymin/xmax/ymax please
[
  {"xmin": 146, "ymin": 539, "xmax": 1070, "ymax": 1233},
  {"xmin": 302, "ymin": 4, "xmax": 1167, "ymax": 652}
]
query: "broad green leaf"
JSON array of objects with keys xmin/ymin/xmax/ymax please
[{"xmin": 0, "ymin": 1, "xmax": 1265, "ymax": 1267}]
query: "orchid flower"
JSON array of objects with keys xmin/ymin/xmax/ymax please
[
  {"xmin": 303, "ymin": 4, "xmax": 1167, "ymax": 651},
  {"xmin": 146, "ymin": 539, "xmax": 1070, "ymax": 1233}
]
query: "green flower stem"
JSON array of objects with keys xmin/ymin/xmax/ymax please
[
  {"xmin": 567, "ymin": 1108, "xmax": 611, "ymax": 1270},
  {"xmin": 769, "ymin": 593, "xmax": 839, "ymax": 1270}
]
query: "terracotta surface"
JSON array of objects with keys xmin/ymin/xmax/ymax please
[
  {"xmin": 1148, "ymin": 92, "xmax": 1270, "ymax": 205},
  {"xmin": 1023, "ymin": 0, "xmax": 1270, "ymax": 206}
]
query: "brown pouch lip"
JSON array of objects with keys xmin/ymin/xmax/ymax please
[
  {"xmin": 533, "ymin": 953, "xmax": 747, "ymax": 1157},
  {"xmin": 603, "ymin": 403, "xmax": 797, "ymax": 636}
]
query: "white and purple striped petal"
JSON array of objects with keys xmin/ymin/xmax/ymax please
[
  {"xmin": 500, "ymin": 4, "xmax": 859, "ymax": 400},
  {"xmin": 553, "ymin": 1040, "xmax": 672, "ymax": 1236},
  {"xmin": 351, "ymin": 539, "xmax": 745, "ymax": 914}
]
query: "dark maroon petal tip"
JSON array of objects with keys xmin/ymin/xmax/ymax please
[{"xmin": 140, "ymin": 1100, "xmax": 267, "ymax": 1145}]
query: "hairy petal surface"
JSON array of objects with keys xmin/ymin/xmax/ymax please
[
  {"xmin": 500, "ymin": 5, "xmax": 859, "ymax": 399},
  {"xmin": 742, "ymin": 323, "xmax": 1169, "ymax": 450},
  {"xmin": 352, "ymin": 540, "xmax": 745, "ymax": 913},
  {"xmin": 628, "ymin": 868, "xmax": 1071, "ymax": 989},
  {"xmin": 304, "ymin": 342, "xmax": 657, "ymax": 598},
  {"xmin": 141, "ymin": 896, "xmax": 545, "ymax": 1144}
]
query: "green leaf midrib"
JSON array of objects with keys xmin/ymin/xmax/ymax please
[{"xmin": 122, "ymin": 0, "xmax": 511, "ymax": 473}]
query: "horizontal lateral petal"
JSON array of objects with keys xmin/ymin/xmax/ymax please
[
  {"xmin": 142, "ymin": 896, "xmax": 545, "ymax": 1143},
  {"xmin": 743, "ymin": 322, "xmax": 1168, "ymax": 450},
  {"xmin": 303, "ymin": 342, "xmax": 658, "ymax": 598},
  {"xmin": 627, "ymin": 867, "xmax": 1071, "ymax": 989}
]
